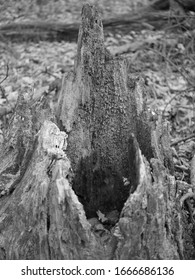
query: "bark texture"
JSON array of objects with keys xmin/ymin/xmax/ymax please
[
  {"xmin": 57, "ymin": 4, "xmax": 153, "ymax": 218},
  {"xmin": 0, "ymin": 93, "xmax": 105, "ymax": 259},
  {"xmin": 0, "ymin": 4, "xmax": 192, "ymax": 259},
  {"xmin": 116, "ymin": 135, "xmax": 183, "ymax": 259}
]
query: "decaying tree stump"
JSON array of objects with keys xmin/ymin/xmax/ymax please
[{"xmin": 0, "ymin": 4, "xmax": 192, "ymax": 259}]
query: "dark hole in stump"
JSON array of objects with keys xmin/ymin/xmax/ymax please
[{"xmin": 72, "ymin": 154, "xmax": 131, "ymax": 219}]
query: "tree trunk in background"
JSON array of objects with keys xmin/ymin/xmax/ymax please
[{"xmin": 0, "ymin": 4, "xmax": 192, "ymax": 259}]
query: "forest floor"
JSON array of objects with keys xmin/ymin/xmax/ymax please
[{"xmin": 0, "ymin": 0, "xmax": 195, "ymax": 185}]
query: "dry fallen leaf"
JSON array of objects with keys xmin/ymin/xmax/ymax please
[{"xmin": 96, "ymin": 210, "xmax": 108, "ymax": 223}]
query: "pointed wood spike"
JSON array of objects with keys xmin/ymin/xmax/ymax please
[{"xmin": 75, "ymin": 3, "xmax": 105, "ymax": 71}]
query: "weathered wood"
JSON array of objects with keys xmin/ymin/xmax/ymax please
[
  {"xmin": 56, "ymin": 4, "xmax": 185, "ymax": 260},
  {"xmin": 0, "ymin": 93, "xmax": 105, "ymax": 259},
  {"xmin": 56, "ymin": 3, "xmax": 154, "ymax": 218},
  {"xmin": 0, "ymin": 21, "xmax": 79, "ymax": 42},
  {"xmin": 0, "ymin": 3, "xmax": 193, "ymax": 260},
  {"xmin": 115, "ymin": 134, "xmax": 183, "ymax": 259}
]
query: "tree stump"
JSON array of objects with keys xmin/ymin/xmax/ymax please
[{"xmin": 0, "ymin": 4, "xmax": 190, "ymax": 259}]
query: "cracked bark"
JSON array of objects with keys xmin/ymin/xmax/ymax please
[{"xmin": 0, "ymin": 4, "xmax": 190, "ymax": 259}]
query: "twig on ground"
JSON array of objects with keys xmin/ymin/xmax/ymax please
[
  {"xmin": 147, "ymin": 47, "xmax": 195, "ymax": 117},
  {"xmin": 42, "ymin": 67, "xmax": 59, "ymax": 78},
  {"xmin": 151, "ymin": 48, "xmax": 195, "ymax": 87},
  {"xmin": 162, "ymin": 87, "xmax": 194, "ymax": 117},
  {"xmin": 171, "ymin": 134, "xmax": 195, "ymax": 146},
  {"xmin": 175, "ymin": 165, "xmax": 189, "ymax": 172},
  {"xmin": 0, "ymin": 64, "xmax": 9, "ymax": 84},
  {"xmin": 175, "ymin": 105, "xmax": 195, "ymax": 111}
]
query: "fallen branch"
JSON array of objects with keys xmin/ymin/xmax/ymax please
[
  {"xmin": 0, "ymin": 9, "xmax": 189, "ymax": 42},
  {"xmin": 0, "ymin": 64, "xmax": 9, "ymax": 84},
  {"xmin": 171, "ymin": 134, "xmax": 195, "ymax": 146}
]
